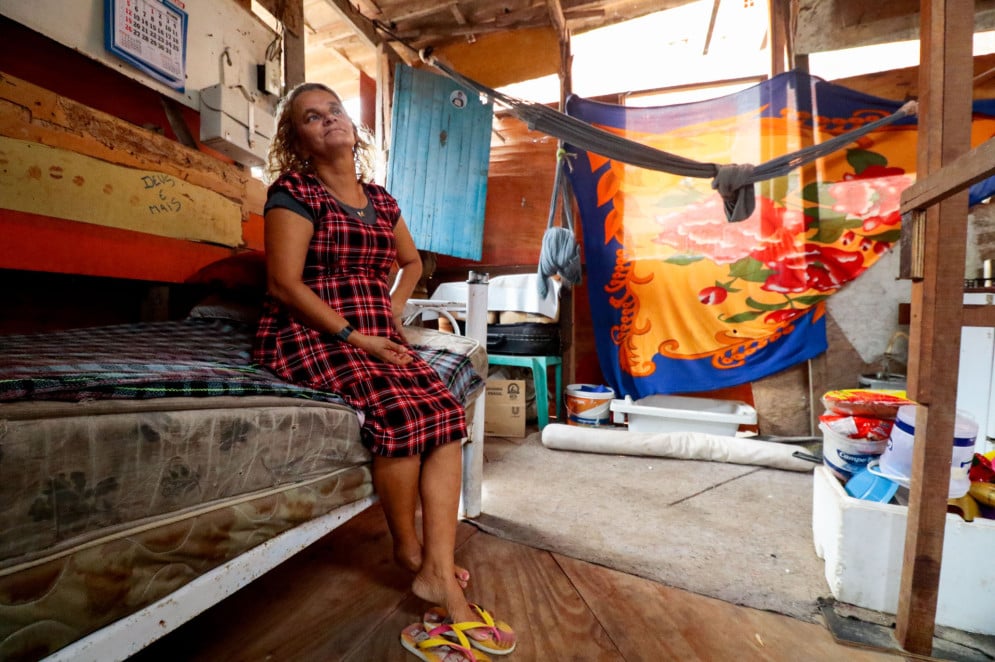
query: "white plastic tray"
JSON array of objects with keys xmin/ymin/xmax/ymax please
[{"xmin": 610, "ymin": 394, "xmax": 757, "ymax": 436}]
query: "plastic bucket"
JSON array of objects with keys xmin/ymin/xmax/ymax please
[
  {"xmin": 819, "ymin": 423, "xmax": 889, "ymax": 481},
  {"xmin": 565, "ymin": 384, "xmax": 615, "ymax": 426},
  {"xmin": 875, "ymin": 404, "xmax": 978, "ymax": 499}
]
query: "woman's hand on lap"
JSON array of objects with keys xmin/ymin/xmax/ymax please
[{"xmin": 355, "ymin": 333, "xmax": 412, "ymax": 365}]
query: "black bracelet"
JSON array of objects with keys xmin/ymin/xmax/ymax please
[{"xmin": 335, "ymin": 325, "xmax": 354, "ymax": 342}]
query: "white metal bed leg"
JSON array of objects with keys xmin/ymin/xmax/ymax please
[{"xmin": 461, "ymin": 271, "xmax": 488, "ymax": 518}]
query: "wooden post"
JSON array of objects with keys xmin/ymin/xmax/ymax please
[
  {"xmin": 375, "ymin": 45, "xmax": 396, "ymax": 156},
  {"xmin": 556, "ymin": 20, "xmax": 577, "ymax": 389},
  {"xmin": 769, "ymin": 0, "xmax": 788, "ymax": 76},
  {"xmin": 897, "ymin": 0, "xmax": 974, "ymax": 652}
]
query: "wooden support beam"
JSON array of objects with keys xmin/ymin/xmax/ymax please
[
  {"xmin": 254, "ymin": 0, "xmax": 304, "ymax": 37},
  {"xmin": 285, "ymin": 24, "xmax": 306, "ymax": 90},
  {"xmin": 963, "ymin": 303, "xmax": 995, "ymax": 327},
  {"xmin": 769, "ymin": 0, "xmax": 789, "ymax": 75},
  {"xmin": 375, "ymin": 44, "xmax": 395, "ymax": 154},
  {"xmin": 901, "ymin": 135, "xmax": 995, "ymax": 212},
  {"xmin": 897, "ymin": 0, "xmax": 975, "ymax": 653}
]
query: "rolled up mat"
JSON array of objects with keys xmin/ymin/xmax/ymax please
[{"xmin": 540, "ymin": 423, "xmax": 814, "ymax": 472}]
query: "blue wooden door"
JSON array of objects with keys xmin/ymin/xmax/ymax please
[{"xmin": 387, "ymin": 65, "xmax": 493, "ymax": 260}]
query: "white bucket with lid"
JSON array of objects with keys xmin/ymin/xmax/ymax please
[
  {"xmin": 871, "ymin": 404, "xmax": 977, "ymax": 499},
  {"xmin": 819, "ymin": 423, "xmax": 889, "ymax": 482},
  {"xmin": 565, "ymin": 384, "xmax": 615, "ymax": 426}
]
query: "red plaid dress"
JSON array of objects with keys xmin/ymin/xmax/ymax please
[{"xmin": 253, "ymin": 172, "xmax": 467, "ymax": 457}]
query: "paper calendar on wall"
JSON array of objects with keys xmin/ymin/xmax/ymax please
[{"xmin": 104, "ymin": 0, "xmax": 188, "ymax": 91}]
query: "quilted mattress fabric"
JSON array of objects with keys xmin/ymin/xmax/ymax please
[
  {"xmin": 0, "ymin": 465, "xmax": 373, "ymax": 661},
  {"xmin": 0, "ymin": 398, "xmax": 365, "ymax": 567}
]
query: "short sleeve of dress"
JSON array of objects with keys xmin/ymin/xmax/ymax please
[
  {"xmin": 265, "ymin": 189, "xmax": 315, "ymax": 224},
  {"xmin": 366, "ymin": 183, "xmax": 402, "ymax": 227}
]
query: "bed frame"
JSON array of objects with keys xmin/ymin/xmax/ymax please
[{"xmin": 30, "ymin": 277, "xmax": 490, "ymax": 662}]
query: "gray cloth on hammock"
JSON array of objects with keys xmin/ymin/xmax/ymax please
[
  {"xmin": 424, "ymin": 54, "xmax": 918, "ymax": 223},
  {"xmin": 538, "ymin": 158, "xmax": 582, "ymax": 297},
  {"xmin": 538, "ymin": 227, "xmax": 581, "ymax": 297}
]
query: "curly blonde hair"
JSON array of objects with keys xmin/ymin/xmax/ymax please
[{"xmin": 265, "ymin": 82, "xmax": 379, "ymax": 184}]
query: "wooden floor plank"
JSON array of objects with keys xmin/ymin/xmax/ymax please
[
  {"xmin": 135, "ymin": 501, "xmax": 907, "ymax": 661},
  {"xmin": 443, "ymin": 530, "xmax": 623, "ymax": 661},
  {"xmin": 132, "ymin": 505, "xmax": 413, "ymax": 661},
  {"xmin": 554, "ymin": 553, "xmax": 904, "ymax": 661}
]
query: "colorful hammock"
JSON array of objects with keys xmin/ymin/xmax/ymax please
[
  {"xmin": 562, "ymin": 71, "xmax": 995, "ymax": 396},
  {"xmin": 422, "ymin": 57, "xmax": 995, "ymax": 396}
]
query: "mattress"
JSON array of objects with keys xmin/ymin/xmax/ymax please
[{"xmin": 0, "ymin": 319, "xmax": 485, "ymax": 661}]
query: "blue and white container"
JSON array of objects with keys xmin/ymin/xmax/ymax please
[{"xmin": 872, "ymin": 404, "xmax": 978, "ymax": 499}]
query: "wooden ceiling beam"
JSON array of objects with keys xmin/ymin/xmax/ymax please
[
  {"xmin": 324, "ymin": 43, "xmax": 364, "ymax": 74},
  {"xmin": 391, "ymin": 0, "xmax": 456, "ymax": 23},
  {"xmin": 545, "ymin": 0, "xmax": 568, "ymax": 39},
  {"xmin": 450, "ymin": 3, "xmax": 469, "ymax": 25},
  {"xmin": 353, "ymin": 0, "xmax": 384, "ymax": 18},
  {"xmin": 321, "ymin": 0, "xmax": 381, "ymax": 49},
  {"xmin": 703, "ymin": 0, "xmax": 720, "ymax": 55},
  {"xmin": 837, "ymin": 0, "xmax": 920, "ymax": 27},
  {"xmin": 397, "ymin": 22, "xmax": 544, "ymax": 43},
  {"xmin": 320, "ymin": 0, "xmax": 422, "ymax": 66}
]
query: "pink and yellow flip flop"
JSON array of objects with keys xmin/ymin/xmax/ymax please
[
  {"xmin": 400, "ymin": 622, "xmax": 491, "ymax": 662},
  {"xmin": 423, "ymin": 603, "xmax": 517, "ymax": 656}
]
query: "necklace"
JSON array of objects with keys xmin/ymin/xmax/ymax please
[
  {"xmin": 317, "ymin": 175, "xmax": 372, "ymax": 220},
  {"xmin": 331, "ymin": 192, "xmax": 375, "ymax": 222}
]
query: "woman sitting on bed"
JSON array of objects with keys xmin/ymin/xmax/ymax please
[{"xmin": 254, "ymin": 82, "xmax": 515, "ymax": 658}]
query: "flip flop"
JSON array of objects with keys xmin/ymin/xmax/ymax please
[
  {"xmin": 423, "ymin": 603, "xmax": 517, "ymax": 656},
  {"xmin": 400, "ymin": 622, "xmax": 490, "ymax": 662}
]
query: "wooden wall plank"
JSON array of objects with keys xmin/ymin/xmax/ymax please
[
  {"xmin": 0, "ymin": 72, "xmax": 262, "ymax": 212},
  {"xmin": 0, "ymin": 71, "xmax": 269, "ymax": 279},
  {"xmin": 434, "ymin": 26, "xmax": 560, "ymax": 89},
  {"xmin": 0, "ymin": 137, "xmax": 242, "ymax": 247},
  {"xmin": 0, "ymin": 210, "xmax": 235, "ymax": 283}
]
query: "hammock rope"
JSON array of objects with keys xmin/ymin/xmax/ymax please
[{"xmin": 421, "ymin": 52, "xmax": 918, "ymax": 222}]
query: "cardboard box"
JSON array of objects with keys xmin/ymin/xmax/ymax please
[{"xmin": 484, "ymin": 379, "xmax": 526, "ymax": 438}]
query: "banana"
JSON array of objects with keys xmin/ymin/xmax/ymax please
[{"xmin": 968, "ymin": 481, "xmax": 995, "ymax": 507}]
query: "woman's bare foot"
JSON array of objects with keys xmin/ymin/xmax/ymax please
[
  {"xmin": 395, "ymin": 541, "xmax": 470, "ymax": 589},
  {"xmin": 411, "ymin": 567, "xmax": 486, "ymax": 641}
]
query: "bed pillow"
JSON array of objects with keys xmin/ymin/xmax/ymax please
[
  {"xmin": 185, "ymin": 251, "xmax": 267, "ymax": 323},
  {"xmin": 187, "ymin": 294, "xmax": 261, "ymax": 324}
]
